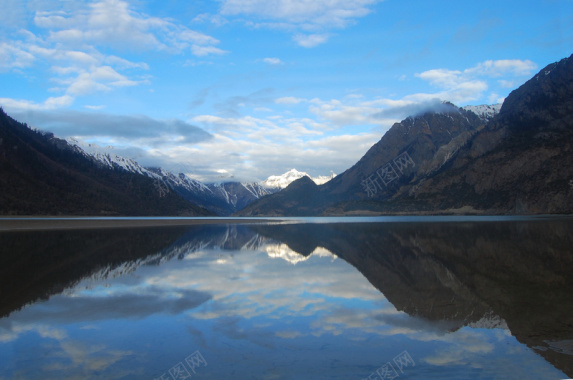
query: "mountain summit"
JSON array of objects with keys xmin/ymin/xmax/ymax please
[{"xmin": 261, "ymin": 169, "xmax": 336, "ymax": 189}]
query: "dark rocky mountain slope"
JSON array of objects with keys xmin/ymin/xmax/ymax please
[
  {"xmin": 0, "ymin": 109, "xmax": 212, "ymax": 216},
  {"xmin": 394, "ymin": 54, "xmax": 573, "ymax": 214},
  {"xmin": 237, "ymin": 54, "xmax": 573, "ymax": 216},
  {"xmin": 238, "ymin": 102, "xmax": 488, "ymax": 216}
]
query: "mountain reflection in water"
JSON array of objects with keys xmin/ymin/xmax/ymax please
[{"xmin": 0, "ymin": 218, "xmax": 572, "ymax": 379}]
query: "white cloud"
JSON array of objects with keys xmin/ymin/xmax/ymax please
[
  {"xmin": 308, "ymin": 98, "xmax": 390, "ymax": 127},
  {"xmin": 104, "ymin": 55, "xmax": 149, "ymax": 70},
  {"xmin": 219, "ymin": 0, "xmax": 381, "ymax": 47},
  {"xmin": 220, "ymin": 0, "xmax": 380, "ymax": 29},
  {"xmin": 29, "ymin": 45, "xmax": 101, "ymax": 66},
  {"xmin": 414, "ymin": 59, "xmax": 536, "ymax": 105},
  {"xmin": 1, "ymin": 0, "xmax": 221, "ymax": 106},
  {"xmin": 275, "ymin": 96, "xmax": 306, "ymax": 104},
  {"xmin": 467, "ymin": 59, "xmax": 537, "ymax": 77},
  {"xmin": 416, "ymin": 68, "xmax": 462, "ymax": 88},
  {"xmin": 34, "ymin": 0, "xmax": 224, "ymax": 56},
  {"xmin": 177, "ymin": 29, "xmax": 220, "ymax": 46},
  {"xmin": 0, "ymin": 42, "xmax": 35, "ymax": 71},
  {"xmin": 293, "ymin": 33, "xmax": 330, "ymax": 47},
  {"xmin": 84, "ymin": 105, "xmax": 106, "ymax": 110},
  {"xmin": 0, "ymin": 95, "xmax": 74, "ymax": 111},
  {"xmin": 191, "ymin": 45, "xmax": 229, "ymax": 57},
  {"xmin": 183, "ymin": 112, "xmax": 379, "ymax": 181},
  {"xmin": 263, "ymin": 57, "xmax": 283, "ymax": 65},
  {"xmin": 192, "ymin": 13, "xmax": 229, "ymax": 27},
  {"xmin": 42, "ymin": 62, "xmax": 147, "ymax": 97},
  {"xmin": 417, "ymin": 60, "xmax": 538, "ymax": 87}
]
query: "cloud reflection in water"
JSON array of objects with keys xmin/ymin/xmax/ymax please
[{"xmin": 0, "ymin": 222, "xmax": 570, "ymax": 379}]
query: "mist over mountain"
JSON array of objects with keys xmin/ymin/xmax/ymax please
[{"xmin": 237, "ymin": 53, "xmax": 573, "ymax": 216}]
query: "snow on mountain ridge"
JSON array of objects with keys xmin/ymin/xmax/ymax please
[
  {"xmin": 312, "ymin": 172, "xmax": 337, "ymax": 185},
  {"xmin": 67, "ymin": 137, "xmax": 157, "ymax": 177},
  {"xmin": 463, "ymin": 104, "xmax": 502, "ymax": 122},
  {"xmin": 67, "ymin": 137, "xmax": 212, "ymax": 196},
  {"xmin": 262, "ymin": 168, "xmax": 336, "ymax": 189}
]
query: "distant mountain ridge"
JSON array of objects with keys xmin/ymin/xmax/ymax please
[
  {"xmin": 0, "ymin": 110, "xmax": 211, "ymax": 216},
  {"xmin": 237, "ymin": 53, "xmax": 573, "ymax": 216},
  {"xmin": 66, "ymin": 138, "xmax": 335, "ymax": 215}
]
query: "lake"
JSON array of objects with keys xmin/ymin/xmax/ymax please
[{"xmin": 0, "ymin": 217, "xmax": 572, "ymax": 379}]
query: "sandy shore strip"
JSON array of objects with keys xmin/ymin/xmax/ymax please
[{"xmin": 0, "ymin": 217, "xmax": 282, "ymax": 231}]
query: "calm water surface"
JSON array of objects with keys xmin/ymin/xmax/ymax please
[{"xmin": 0, "ymin": 217, "xmax": 572, "ymax": 379}]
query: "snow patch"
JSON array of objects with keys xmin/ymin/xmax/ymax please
[{"xmin": 463, "ymin": 104, "xmax": 502, "ymax": 122}]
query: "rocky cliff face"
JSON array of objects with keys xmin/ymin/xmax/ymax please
[{"xmin": 238, "ymin": 53, "xmax": 573, "ymax": 216}]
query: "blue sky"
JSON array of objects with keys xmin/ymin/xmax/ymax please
[{"xmin": 1, "ymin": 0, "xmax": 572, "ymax": 182}]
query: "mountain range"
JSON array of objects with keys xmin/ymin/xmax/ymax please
[
  {"xmin": 0, "ymin": 110, "xmax": 210, "ymax": 216},
  {"xmin": 0, "ymin": 115, "xmax": 335, "ymax": 215},
  {"xmin": 237, "ymin": 53, "xmax": 573, "ymax": 216},
  {"xmin": 65, "ymin": 139, "xmax": 335, "ymax": 215},
  {"xmin": 1, "ymin": 53, "xmax": 572, "ymax": 216}
]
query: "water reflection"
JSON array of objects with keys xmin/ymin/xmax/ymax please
[
  {"xmin": 252, "ymin": 221, "xmax": 573, "ymax": 377},
  {"xmin": 0, "ymin": 219, "xmax": 572, "ymax": 379}
]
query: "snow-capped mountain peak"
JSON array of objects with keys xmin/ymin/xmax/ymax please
[
  {"xmin": 463, "ymin": 103, "xmax": 502, "ymax": 123},
  {"xmin": 262, "ymin": 168, "xmax": 336, "ymax": 189},
  {"xmin": 312, "ymin": 172, "xmax": 337, "ymax": 186}
]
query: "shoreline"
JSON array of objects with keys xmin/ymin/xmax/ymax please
[
  {"xmin": 1, "ymin": 214, "xmax": 571, "ymax": 232},
  {"xmin": 0, "ymin": 217, "xmax": 280, "ymax": 232}
]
